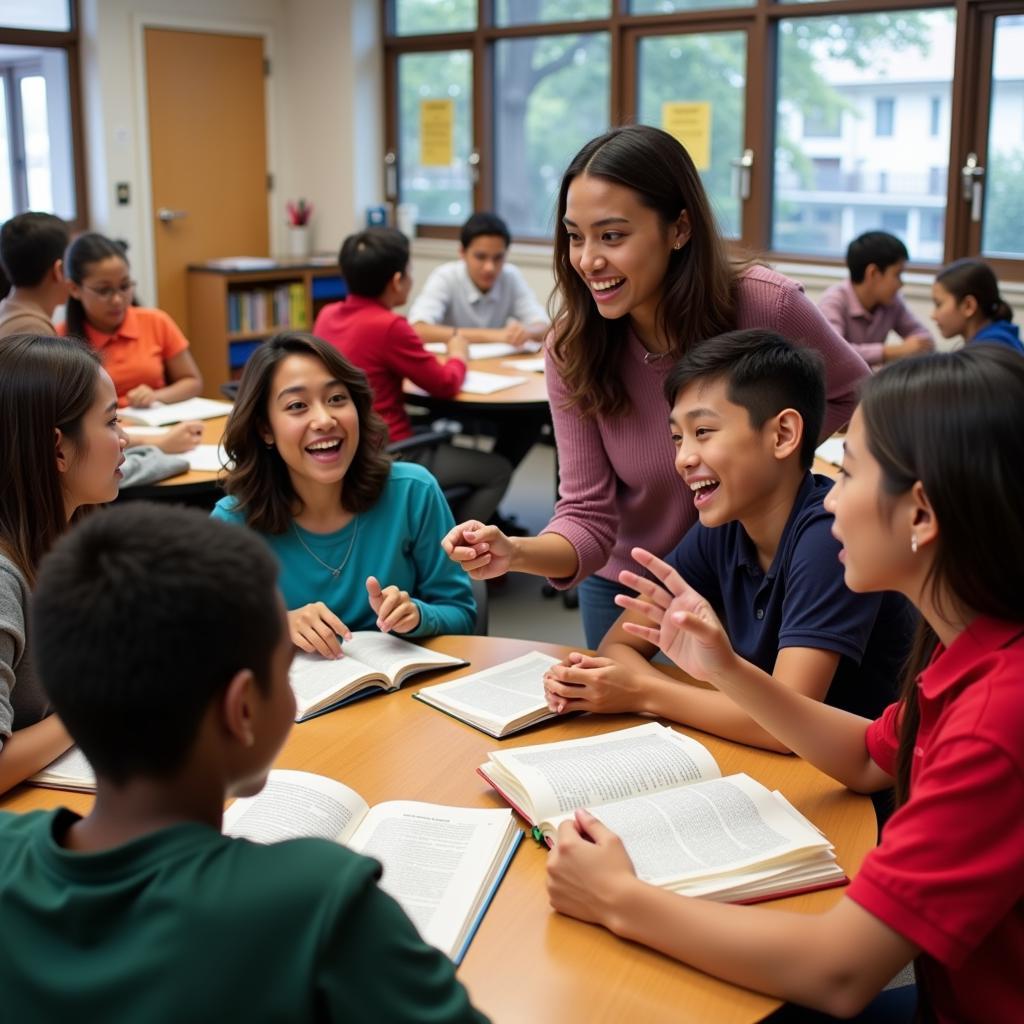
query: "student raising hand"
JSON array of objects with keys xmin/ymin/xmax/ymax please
[
  {"xmin": 614, "ymin": 546, "xmax": 734, "ymax": 681},
  {"xmin": 366, "ymin": 576, "xmax": 420, "ymax": 635}
]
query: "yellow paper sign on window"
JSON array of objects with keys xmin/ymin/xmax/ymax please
[
  {"xmin": 662, "ymin": 102, "xmax": 712, "ymax": 171},
  {"xmin": 420, "ymin": 99, "xmax": 454, "ymax": 167}
]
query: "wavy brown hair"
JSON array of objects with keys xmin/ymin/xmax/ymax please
[
  {"xmin": 0, "ymin": 334, "xmax": 102, "ymax": 584},
  {"xmin": 859, "ymin": 346, "xmax": 1024, "ymax": 807},
  {"xmin": 551, "ymin": 124, "xmax": 743, "ymax": 418},
  {"xmin": 221, "ymin": 333, "xmax": 391, "ymax": 533}
]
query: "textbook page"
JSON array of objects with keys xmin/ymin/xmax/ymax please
[
  {"xmin": 288, "ymin": 633, "xmax": 464, "ymax": 719},
  {"xmin": 460, "ymin": 370, "xmax": 526, "ymax": 394},
  {"xmin": 223, "ymin": 770, "xmax": 366, "ymax": 844},
  {"xmin": 484, "ymin": 722, "xmax": 721, "ymax": 824},
  {"xmin": 546, "ymin": 774, "xmax": 831, "ymax": 888},
  {"xmin": 415, "ymin": 651, "xmax": 559, "ymax": 735},
  {"xmin": 350, "ymin": 802, "xmax": 515, "ymax": 959},
  {"xmin": 120, "ymin": 397, "xmax": 234, "ymax": 426},
  {"xmin": 815, "ymin": 437, "xmax": 845, "ymax": 468},
  {"xmin": 30, "ymin": 746, "xmax": 96, "ymax": 791},
  {"xmin": 339, "ymin": 632, "xmax": 463, "ymax": 683},
  {"xmin": 423, "ymin": 340, "xmax": 541, "ymax": 360},
  {"xmin": 183, "ymin": 444, "xmax": 231, "ymax": 472}
]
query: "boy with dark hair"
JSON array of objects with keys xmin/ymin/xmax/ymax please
[
  {"xmin": 313, "ymin": 227, "xmax": 511, "ymax": 525},
  {"xmin": 818, "ymin": 230, "xmax": 933, "ymax": 369},
  {"xmin": 0, "ymin": 211, "xmax": 69, "ymax": 338},
  {"xmin": 409, "ymin": 212, "xmax": 550, "ymax": 472},
  {"xmin": 0, "ymin": 503, "xmax": 486, "ymax": 1022},
  {"xmin": 544, "ymin": 329, "xmax": 913, "ymax": 751},
  {"xmin": 409, "ymin": 211, "xmax": 547, "ymax": 351}
]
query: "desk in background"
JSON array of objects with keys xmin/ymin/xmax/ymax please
[{"xmin": 3, "ymin": 635, "xmax": 875, "ymax": 1024}]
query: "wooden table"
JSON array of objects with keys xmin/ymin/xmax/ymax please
[
  {"xmin": 154, "ymin": 415, "xmax": 229, "ymax": 489},
  {"xmin": 405, "ymin": 351, "xmax": 549, "ymax": 412},
  {"xmin": 3, "ymin": 636, "xmax": 875, "ymax": 1024}
]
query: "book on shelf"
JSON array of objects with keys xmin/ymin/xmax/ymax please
[
  {"xmin": 120, "ymin": 397, "xmax": 234, "ymax": 426},
  {"xmin": 30, "ymin": 746, "xmax": 96, "ymax": 792},
  {"xmin": 414, "ymin": 651, "xmax": 561, "ymax": 737},
  {"xmin": 290, "ymin": 632, "xmax": 467, "ymax": 721},
  {"xmin": 478, "ymin": 722, "xmax": 847, "ymax": 904},
  {"xmin": 223, "ymin": 769, "xmax": 521, "ymax": 962}
]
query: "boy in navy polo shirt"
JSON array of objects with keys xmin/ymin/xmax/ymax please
[{"xmin": 543, "ymin": 329, "xmax": 913, "ymax": 752}]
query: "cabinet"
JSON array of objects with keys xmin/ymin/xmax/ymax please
[{"xmin": 186, "ymin": 257, "xmax": 346, "ymax": 396}]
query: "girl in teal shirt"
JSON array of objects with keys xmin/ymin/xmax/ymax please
[{"xmin": 212, "ymin": 333, "xmax": 474, "ymax": 656}]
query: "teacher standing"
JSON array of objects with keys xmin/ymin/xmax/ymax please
[{"xmin": 443, "ymin": 125, "xmax": 869, "ymax": 646}]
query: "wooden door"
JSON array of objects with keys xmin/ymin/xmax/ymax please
[{"xmin": 145, "ymin": 28, "xmax": 269, "ymax": 331}]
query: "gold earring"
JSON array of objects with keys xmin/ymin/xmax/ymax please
[
  {"xmin": 911, "ymin": 534, "xmax": 918, "ymax": 554},
  {"xmin": 673, "ymin": 242, "xmax": 683, "ymax": 250}
]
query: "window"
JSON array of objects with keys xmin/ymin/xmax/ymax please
[
  {"xmin": 0, "ymin": 2, "xmax": 85, "ymax": 227},
  {"xmin": 386, "ymin": 0, "xmax": 1024, "ymax": 277},
  {"xmin": 875, "ymin": 97, "xmax": 895, "ymax": 137},
  {"xmin": 981, "ymin": 14, "xmax": 1024, "ymax": 260}
]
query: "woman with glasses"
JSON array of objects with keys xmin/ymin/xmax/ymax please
[{"xmin": 60, "ymin": 232, "xmax": 203, "ymax": 411}]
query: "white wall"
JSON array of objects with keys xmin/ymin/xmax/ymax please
[{"xmin": 77, "ymin": 0, "xmax": 382, "ymax": 303}]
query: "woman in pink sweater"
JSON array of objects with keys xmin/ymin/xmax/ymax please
[{"xmin": 442, "ymin": 125, "xmax": 869, "ymax": 645}]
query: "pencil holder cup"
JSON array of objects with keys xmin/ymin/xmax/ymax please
[{"xmin": 288, "ymin": 225, "xmax": 311, "ymax": 258}]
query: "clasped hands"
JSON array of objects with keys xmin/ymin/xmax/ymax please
[{"xmin": 287, "ymin": 576, "xmax": 420, "ymax": 658}]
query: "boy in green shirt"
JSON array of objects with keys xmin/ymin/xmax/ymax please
[{"xmin": 0, "ymin": 503, "xmax": 487, "ymax": 1023}]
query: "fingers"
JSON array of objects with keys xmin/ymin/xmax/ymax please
[
  {"xmin": 620, "ymin": 621, "xmax": 663, "ymax": 645},
  {"xmin": 441, "ymin": 520, "xmax": 485, "ymax": 556},
  {"xmin": 574, "ymin": 808, "xmax": 617, "ymax": 845},
  {"xmin": 628, "ymin": 547, "xmax": 689, "ymax": 597},
  {"xmin": 614, "ymin": 592, "xmax": 666, "ymax": 624},
  {"xmin": 288, "ymin": 603, "xmax": 350, "ymax": 659},
  {"xmin": 365, "ymin": 575, "xmax": 383, "ymax": 608},
  {"xmin": 369, "ymin": 582, "xmax": 419, "ymax": 633}
]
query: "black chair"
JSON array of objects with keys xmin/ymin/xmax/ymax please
[
  {"xmin": 386, "ymin": 429, "xmax": 473, "ymax": 512},
  {"xmin": 220, "ymin": 381, "xmax": 239, "ymax": 401}
]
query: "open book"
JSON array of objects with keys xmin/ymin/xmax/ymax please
[
  {"xmin": 414, "ymin": 651, "xmax": 561, "ymax": 737},
  {"xmin": 30, "ymin": 746, "xmax": 96, "ymax": 792},
  {"xmin": 479, "ymin": 722, "xmax": 846, "ymax": 904},
  {"xmin": 223, "ymin": 769, "xmax": 520, "ymax": 962},
  {"xmin": 120, "ymin": 397, "xmax": 234, "ymax": 426},
  {"xmin": 290, "ymin": 632, "xmax": 466, "ymax": 721}
]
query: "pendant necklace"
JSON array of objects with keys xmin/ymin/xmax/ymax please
[
  {"xmin": 292, "ymin": 517, "xmax": 359, "ymax": 578},
  {"xmin": 643, "ymin": 349, "xmax": 670, "ymax": 365}
]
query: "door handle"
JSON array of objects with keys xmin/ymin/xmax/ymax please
[
  {"xmin": 731, "ymin": 149, "xmax": 755, "ymax": 201},
  {"xmin": 157, "ymin": 207, "xmax": 188, "ymax": 222}
]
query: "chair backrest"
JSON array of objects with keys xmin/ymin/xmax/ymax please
[{"xmin": 470, "ymin": 576, "xmax": 489, "ymax": 636}]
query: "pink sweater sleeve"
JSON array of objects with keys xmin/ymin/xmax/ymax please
[{"xmin": 540, "ymin": 345, "xmax": 623, "ymax": 585}]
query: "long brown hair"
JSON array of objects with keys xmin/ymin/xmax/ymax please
[
  {"xmin": 551, "ymin": 124, "xmax": 741, "ymax": 418},
  {"xmin": 859, "ymin": 346, "xmax": 1024, "ymax": 805},
  {"xmin": 0, "ymin": 334, "xmax": 102, "ymax": 584},
  {"xmin": 221, "ymin": 333, "xmax": 391, "ymax": 533}
]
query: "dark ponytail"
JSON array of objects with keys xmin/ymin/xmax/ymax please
[
  {"xmin": 859, "ymin": 346, "xmax": 1024, "ymax": 805},
  {"xmin": 64, "ymin": 232, "xmax": 130, "ymax": 337},
  {"xmin": 936, "ymin": 257, "xmax": 1014, "ymax": 325}
]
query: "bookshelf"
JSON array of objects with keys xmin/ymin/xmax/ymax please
[{"xmin": 186, "ymin": 257, "xmax": 347, "ymax": 396}]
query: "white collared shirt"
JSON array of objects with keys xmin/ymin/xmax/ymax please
[{"xmin": 407, "ymin": 260, "xmax": 548, "ymax": 330}]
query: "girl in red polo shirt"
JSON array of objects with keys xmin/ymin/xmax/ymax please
[
  {"xmin": 546, "ymin": 345, "xmax": 1024, "ymax": 1023},
  {"xmin": 60, "ymin": 233, "xmax": 205, "ymax": 453}
]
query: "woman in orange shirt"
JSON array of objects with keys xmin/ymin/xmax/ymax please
[{"xmin": 60, "ymin": 232, "xmax": 204, "ymax": 452}]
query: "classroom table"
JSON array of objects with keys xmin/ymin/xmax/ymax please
[
  {"xmin": 3, "ymin": 635, "xmax": 876, "ymax": 1024},
  {"xmin": 404, "ymin": 351, "xmax": 550, "ymax": 413}
]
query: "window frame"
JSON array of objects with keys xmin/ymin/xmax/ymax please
[
  {"xmin": 384, "ymin": 0, "xmax": 1024, "ymax": 279},
  {"xmin": 0, "ymin": 0, "xmax": 87, "ymax": 231}
]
